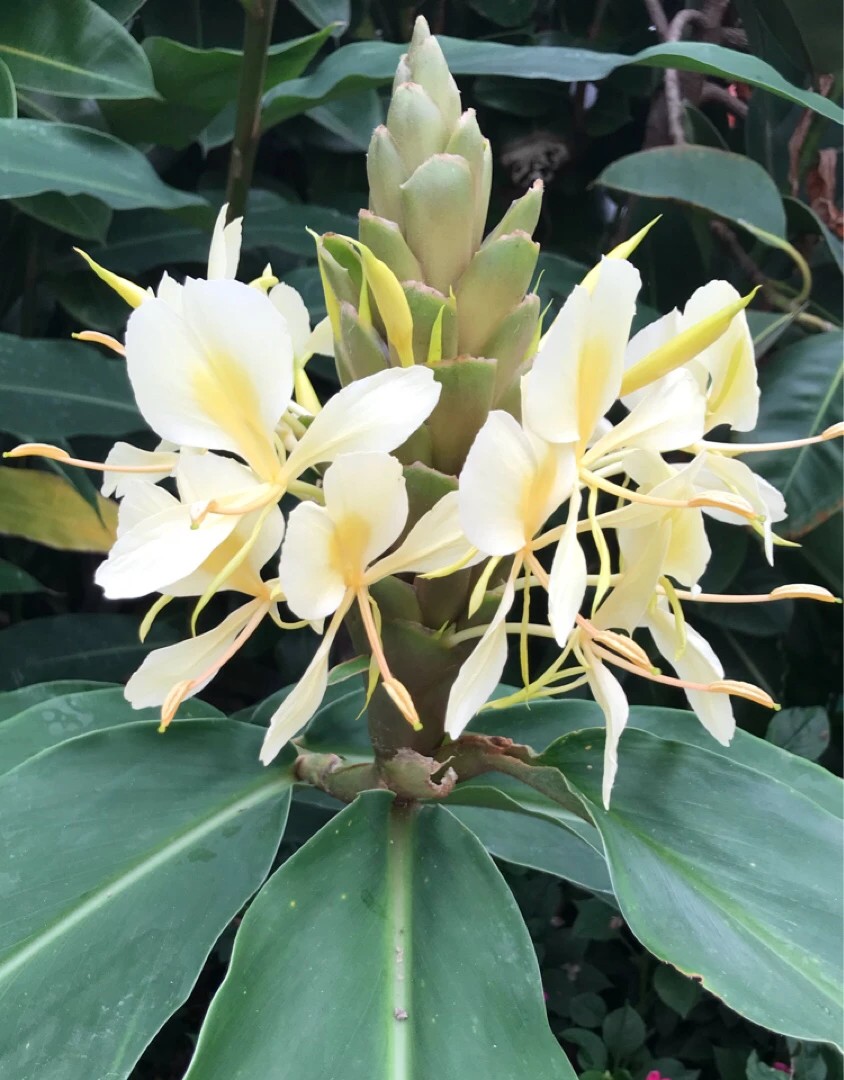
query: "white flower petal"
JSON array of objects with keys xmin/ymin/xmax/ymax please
[
  {"xmin": 323, "ymin": 452, "xmax": 408, "ymax": 568},
  {"xmin": 278, "ymin": 502, "xmax": 346, "ymax": 621},
  {"xmin": 698, "ymin": 453, "xmax": 786, "ymax": 526},
  {"xmin": 547, "ymin": 494, "xmax": 586, "ymax": 646},
  {"xmin": 206, "ymin": 204, "xmax": 242, "ymax": 281},
  {"xmin": 101, "ymin": 442, "xmax": 178, "ymax": 498},
  {"xmin": 125, "ymin": 601, "xmax": 258, "ymax": 708},
  {"xmin": 113, "ymin": 480, "xmax": 174, "ymax": 538},
  {"xmin": 459, "ymin": 411, "xmax": 575, "ymax": 556},
  {"xmin": 371, "ymin": 491, "xmax": 482, "ymax": 578},
  {"xmin": 96, "ymin": 497, "xmax": 238, "ymax": 599},
  {"xmin": 305, "ymin": 315, "xmax": 335, "ymax": 358},
  {"xmin": 125, "ymin": 279, "xmax": 293, "ymax": 478},
  {"xmin": 269, "ymin": 282, "xmax": 312, "ymax": 358},
  {"xmin": 682, "ymin": 280, "xmax": 759, "ymax": 432},
  {"xmin": 621, "ymin": 309, "xmax": 681, "ymax": 411},
  {"xmin": 593, "ymin": 369, "xmax": 706, "ymax": 460},
  {"xmin": 524, "ymin": 259, "xmax": 641, "ymax": 444},
  {"xmin": 260, "ymin": 632, "xmax": 334, "ymax": 764},
  {"xmin": 647, "ymin": 601, "xmax": 735, "ymax": 745},
  {"xmin": 283, "ymin": 367, "xmax": 440, "ymax": 478},
  {"xmin": 445, "ymin": 580, "xmax": 516, "ymax": 738},
  {"xmin": 585, "ymin": 651, "xmax": 629, "ymax": 809}
]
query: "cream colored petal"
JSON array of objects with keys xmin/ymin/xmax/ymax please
[
  {"xmin": 206, "ymin": 204, "xmax": 242, "ymax": 280},
  {"xmin": 101, "ymin": 442, "xmax": 178, "ymax": 498},
  {"xmin": 370, "ymin": 491, "xmax": 482, "ymax": 578},
  {"xmin": 647, "ymin": 601, "xmax": 735, "ymax": 745},
  {"xmin": 156, "ymin": 271, "xmax": 183, "ymax": 310},
  {"xmin": 113, "ymin": 480, "xmax": 175, "ymax": 538},
  {"xmin": 260, "ymin": 631, "xmax": 334, "ymax": 764},
  {"xmin": 698, "ymin": 453, "xmax": 786, "ymax": 525},
  {"xmin": 125, "ymin": 279, "xmax": 292, "ymax": 479},
  {"xmin": 682, "ymin": 280, "xmax": 759, "ymax": 432},
  {"xmin": 305, "ymin": 315, "xmax": 335, "ymax": 358},
  {"xmin": 459, "ymin": 411, "xmax": 573, "ymax": 555},
  {"xmin": 125, "ymin": 601, "xmax": 258, "ymax": 708},
  {"xmin": 525, "ymin": 259, "xmax": 641, "ymax": 444},
  {"xmin": 278, "ymin": 502, "xmax": 346, "ymax": 621},
  {"xmin": 592, "ymin": 369, "xmax": 706, "ymax": 460},
  {"xmin": 175, "ymin": 450, "xmax": 266, "ymax": 506},
  {"xmin": 585, "ymin": 650, "xmax": 629, "ymax": 809},
  {"xmin": 445, "ymin": 580, "xmax": 516, "ymax": 738},
  {"xmin": 322, "ymin": 452, "xmax": 408, "ymax": 568},
  {"xmin": 593, "ymin": 521, "xmax": 669, "ymax": 633},
  {"xmin": 621, "ymin": 309, "xmax": 681, "ymax": 411},
  {"xmin": 95, "ymin": 499, "xmax": 238, "ymax": 599},
  {"xmin": 547, "ymin": 494, "xmax": 586, "ymax": 646},
  {"xmin": 283, "ymin": 367, "xmax": 440, "ymax": 478},
  {"xmin": 269, "ymin": 282, "xmax": 312, "ymax": 358}
]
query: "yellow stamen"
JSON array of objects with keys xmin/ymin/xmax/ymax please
[
  {"xmin": 466, "ymin": 555, "xmax": 502, "ymax": 616},
  {"xmin": 587, "ymin": 483, "xmax": 612, "ymax": 609},
  {"xmin": 356, "ymin": 588, "xmax": 421, "ymax": 730},
  {"xmin": 3, "ymin": 442, "xmax": 168, "ymax": 475},
  {"xmin": 139, "ymin": 594, "xmax": 173, "ymax": 643},
  {"xmin": 659, "ymin": 576, "xmax": 687, "ymax": 658},
  {"xmin": 581, "ymin": 468, "xmax": 757, "ymax": 520},
  {"xmin": 72, "ymin": 331, "xmax": 125, "ymax": 356}
]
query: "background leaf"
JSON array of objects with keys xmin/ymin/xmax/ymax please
[
  {"xmin": 0, "ymin": 721, "xmax": 293, "ymax": 1080},
  {"xmin": 0, "ymin": 467, "xmax": 117, "ymax": 551},
  {"xmin": 540, "ymin": 728, "xmax": 843, "ymax": 1047},
  {"xmin": 0, "ymin": 0, "xmax": 156, "ymax": 98},
  {"xmin": 0, "ymin": 120, "xmax": 205, "ymax": 208},
  {"xmin": 597, "ymin": 147, "xmax": 787, "ymax": 237}
]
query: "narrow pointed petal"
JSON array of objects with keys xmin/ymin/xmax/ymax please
[
  {"xmin": 283, "ymin": 367, "xmax": 440, "ymax": 478},
  {"xmin": 594, "ymin": 522, "xmax": 670, "ymax": 633},
  {"xmin": 260, "ymin": 631, "xmax": 334, "ymax": 763},
  {"xmin": 647, "ymin": 602, "xmax": 735, "ymax": 745},
  {"xmin": 586, "ymin": 653, "xmax": 629, "ymax": 809},
  {"xmin": 125, "ymin": 601, "xmax": 259, "ymax": 708},
  {"xmin": 269, "ymin": 282, "xmax": 312, "ymax": 358},
  {"xmin": 592, "ymin": 369, "xmax": 706, "ymax": 460},
  {"xmin": 445, "ymin": 580, "xmax": 515, "ymax": 738},
  {"xmin": 206, "ymin": 204, "xmax": 242, "ymax": 280},
  {"xmin": 547, "ymin": 495, "xmax": 586, "ymax": 646}
]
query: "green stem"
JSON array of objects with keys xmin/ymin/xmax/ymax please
[{"xmin": 225, "ymin": 0, "xmax": 278, "ymax": 221}]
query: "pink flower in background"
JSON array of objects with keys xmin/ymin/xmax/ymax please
[{"xmin": 647, "ymin": 1071, "xmax": 670, "ymax": 1080}]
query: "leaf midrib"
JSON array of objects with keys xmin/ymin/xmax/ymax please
[
  {"xmin": 0, "ymin": 768, "xmax": 289, "ymax": 981},
  {"xmin": 0, "ymin": 44, "xmax": 145, "ymax": 94}
]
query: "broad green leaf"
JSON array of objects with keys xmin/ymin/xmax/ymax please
[
  {"xmin": 0, "ymin": 467, "xmax": 117, "ymax": 552},
  {"xmin": 473, "ymin": 696, "xmax": 841, "ymax": 815},
  {"xmin": 227, "ymin": 37, "xmax": 843, "ymax": 148},
  {"xmin": 0, "ymin": 557, "xmax": 46, "ymax": 596},
  {"xmin": 96, "ymin": 0, "xmax": 148, "ymax": 21},
  {"xmin": 0, "ymin": 613, "xmax": 175, "ymax": 689},
  {"xmin": 242, "ymin": 188, "xmax": 357, "ymax": 257},
  {"xmin": 738, "ymin": 331, "xmax": 843, "ymax": 535},
  {"xmin": 0, "ymin": 333, "xmax": 141, "ymax": 437},
  {"xmin": 0, "ymin": 0, "xmax": 156, "ymax": 99},
  {"xmin": 0, "ymin": 57, "xmax": 15, "ymax": 117},
  {"xmin": 0, "ymin": 721, "xmax": 293, "ymax": 1080},
  {"xmin": 10, "ymin": 192, "xmax": 112, "ymax": 241},
  {"xmin": 766, "ymin": 706, "xmax": 830, "ymax": 762},
  {"xmin": 0, "ymin": 120, "xmax": 205, "ymax": 209},
  {"xmin": 653, "ymin": 964, "xmax": 703, "ymax": 1019},
  {"xmin": 105, "ymin": 29, "xmax": 333, "ymax": 148},
  {"xmin": 602, "ymin": 1004, "xmax": 646, "ymax": 1059},
  {"xmin": 307, "ymin": 89, "xmax": 383, "ymax": 151},
  {"xmin": 0, "ymin": 679, "xmax": 112, "ymax": 721},
  {"xmin": 446, "ymin": 787, "xmax": 612, "ymax": 894},
  {"xmin": 596, "ymin": 147, "xmax": 787, "ymax": 237},
  {"xmin": 184, "ymin": 791, "xmax": 575, "ymax": 1079},
  {"xmin": 0, "ymin": 686, "xmax": 223, "ymax": 775},
  {"xmin": 539, "ymin": 728, "xmax": 843, "ymax": 1046},
  {"xmin": 776, "ymin": 0, "xmax": 844, "ymax": 74}
]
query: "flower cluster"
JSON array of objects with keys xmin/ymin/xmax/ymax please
[{"xmin": 9, "ymin": 201, "xmax": 839, "ymax": 805}]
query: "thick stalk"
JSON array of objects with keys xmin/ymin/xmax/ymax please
[{"xmin": 225, "ymin": 0, "xmax": 278, "ymax": 221}]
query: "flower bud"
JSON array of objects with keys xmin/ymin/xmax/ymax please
[
  {"xmin": 386, "ymin": 82, "xmax": 449, "ymax": 176},
  {"xmin": 403, "ymin": 282, "xmax": 458, "ymax": 364},
  {"xmin": 359, "ymin": 211, "xmax": 422, "ymax": 283},
  {"xmin": 427, "ymin": 358, "xmax": 497, "ymax": 476},
  {"xmin": 455, "ymin": 231, "xmax": 540, "ymax": 356},
  {"xmin": 479, "ymin": 293, "xmax": 541, "ymax": 401},
  {"xmin": 367, "ymin": 126, "xmax": 406, "ymax": 227},
  {"xmin": 336, "ymin": 303, "xmax": 390, "ymax": 384},
  {"xmin": 401, "ymin": 154, "xmax": 476, "ymax": 293},
  {"xmin": 445, "ymin": 109, "xmax": 492, "ymax": 248},
  {"xmin": 483, "ymin": 180, "xmax": 544, "ymax": 247},
  {"xmin": 403, "ymin": 18, "xmax": 462, "ymax": 130}
]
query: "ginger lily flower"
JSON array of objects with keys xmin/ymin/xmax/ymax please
[{"xmin": 260, "ymin": 452, "xmax": 479, "ymax": 764}]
